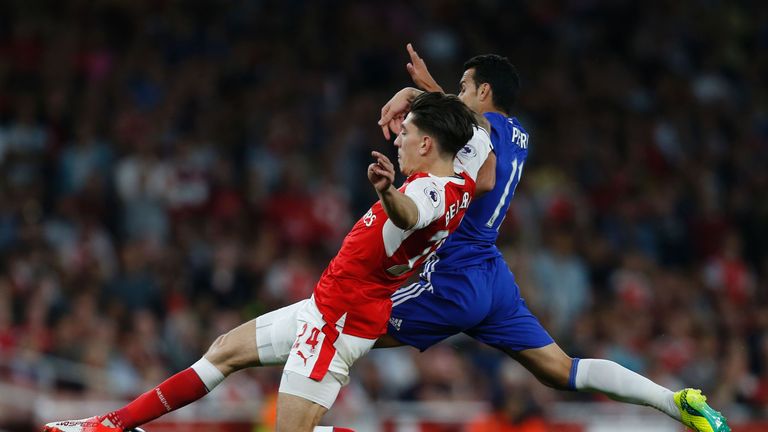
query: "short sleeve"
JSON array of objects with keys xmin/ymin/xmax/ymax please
[
  {"xmin": 403, "ymin": 177, "xmax": 445, "ymax": 229},
  {"xmin": 454, "ymin": 126, "xmax": 492, "ymax": 181}
]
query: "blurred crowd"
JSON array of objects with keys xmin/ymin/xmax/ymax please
[{"xmin": 0, "ymin": 0, "xmax": 767, "ymax": 429}]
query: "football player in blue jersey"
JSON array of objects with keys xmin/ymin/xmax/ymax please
[{"xmin": 376, "ymin": 44, "xmax": 729, "ymax": 432}]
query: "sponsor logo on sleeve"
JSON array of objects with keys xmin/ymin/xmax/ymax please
[
  {"xmin": 424, "ymin": 186, "xmax": 441, "ymax": 208},
  {"xmin": 460, "ymin": 144, "xmax": 477, "ymax": 158}
]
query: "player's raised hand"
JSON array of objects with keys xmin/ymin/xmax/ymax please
[
  {"xmin": 406, "ymin": 43, "xmax": 443, "ymax": 93},
  {"xmin": 378, "ymin": 87, "xmax": 421, "ymax": 140},
  {"xmin": 368, "ymin": 151, "xmax": 395, "ymax": 193}
]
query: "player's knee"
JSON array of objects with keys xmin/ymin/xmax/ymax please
[
  {"xmin": 534, "ymin": 355, "xmax": 573, "ymax": 391},
  {"xmin": 509, "ymin": 345, "xmax": 575, "ymax": 391},
  {"xmin": 204, "ymin": 334, "xmax": 232, "ymax": 371},
  {"xmin": 205, "ymin": 332, "xmax": 257, "ymax": 375}
]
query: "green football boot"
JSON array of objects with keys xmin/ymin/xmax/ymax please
[{"xmin": 674, "ymin": 388, "xmax": 730, "ymax": 432}]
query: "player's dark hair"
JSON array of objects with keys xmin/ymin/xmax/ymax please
[
  {"xmin": 463, "ymin": 54, "xmax": 519, "ymax": 114},
  {"xmin": 409, "ymin": 92, "xmax": 478, "ymax": 157}
]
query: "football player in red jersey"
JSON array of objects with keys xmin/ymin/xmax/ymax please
[{"xmin": 43, "ymin": 92, "xmax": 492, "ymax": 432}]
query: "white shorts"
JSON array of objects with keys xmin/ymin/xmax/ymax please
[{"xmin": 254, "ymin": 297, "xmax": 374, "ymax": 408}]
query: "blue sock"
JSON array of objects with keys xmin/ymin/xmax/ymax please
[{"xmin": 568, "ymin": 357, "xmax": 580, "ymax": 390}]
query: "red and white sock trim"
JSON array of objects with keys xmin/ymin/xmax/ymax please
[{"xmin": 191, "ymin": 358, "xmax": 225, "ymax": 391}]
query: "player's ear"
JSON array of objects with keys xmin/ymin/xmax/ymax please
[
  {"xmin": 419, "ymin": 135, "xmax": 431, "ymax": 156},
  {"xmin": 479, "ymin": 83, "xmax": 492, "ymax": 102}
]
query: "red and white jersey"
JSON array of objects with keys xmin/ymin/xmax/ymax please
[{"xmin": 314, "ymin": 126, "xmax": 492, "ymax": 339}]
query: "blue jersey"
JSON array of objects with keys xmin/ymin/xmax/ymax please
[
  {"xmin": 390, "ymin": 111, "xmax": 551, "ymax": 352},
  {"xmin": 423, "ymin": 112, "xmax": 529, "ymax": 269}
]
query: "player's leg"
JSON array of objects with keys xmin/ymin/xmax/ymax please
[
  {"xmin": 470, "ymin": 259, "xmax": 729, "ymax": 432},
  {"xmin": 275, "ymin": 374, "xmax": 356, "ymax": 432},
  {"xmin": 506, "ymin": 343, "xmax": 677, "ymax": 410},
  {"xmin": 104, "ymin": 300, "xmax": 305, "ymax": 428},
  {"xmin": 510, "ymin": 345, "xmax": 729, "ymax": 432},
  {"xmin": 43, "ymin": 300, "xmax": 306, "ymax": 432},
  {"xmin": 503, "ymin": 341, "xmax": 572, "ymax": 389},
  {"xmin": 274, "ymin": 385, "xmax": 354, "ymax": 432},
  {"xmin": 276, "ymin": 374, "xmax": 332, "ymax": 431},
  {"xmin": 276, "ymin": 298, "xmax": 373, "ymax": 431}
]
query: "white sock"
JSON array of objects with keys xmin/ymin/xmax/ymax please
[
  {"xmin": 313, "ymin": 428, "xmax": 333, "ymax": 431},
  {"xmin": 191, "ymin": 357, "xmax": 226, "ymax": 391},
  {"xmin": 574, "ymin": 358, "xmax": 680, "ymax": 421}
]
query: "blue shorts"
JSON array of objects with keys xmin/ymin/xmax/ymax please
[{"xmin": 387, "ymin": 256, "xmax": 553, "ymax": 352}]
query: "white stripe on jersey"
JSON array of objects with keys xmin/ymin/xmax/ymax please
[
  {"xmin": 392, "ymin": 283, "xmax": 432, "ymax": 307},
  {"xmin": 391, "ymin": 282, "xmax": 421, "ymax": 301},
  {"xmin": 382, "ymin": 219, "xmax": 414, "ymax": 257},
  {"xmin": 392, "ymin": 252, "xmax": 439, "ymax": 302},
  {"xmin": 486, "ymin": 158, "xmax": 522, "ymax": 228},
  {"xmin": 423, "ymin": 253, "xmax": 440, "ymax": 283}
]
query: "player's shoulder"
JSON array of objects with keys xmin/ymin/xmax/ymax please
[
  {"xmin": 483, "ymin": 111, "xmax": 510, "ymax": 129},
  {"xmin": 407, "ymin": 172, "xmax": 444, "ymax": 189},
  {"xmin": 460, "ymin": 126, "xmax": 492, "ymax": 156},
  {"xmin": 405, "ymin": 172, "xmax": 447, "ymax": 198},
  {"xmin": 483, "ymin": 111, "xmax": 526, "ymax": 127}
]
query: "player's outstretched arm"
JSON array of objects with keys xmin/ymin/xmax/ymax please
[
  {"xmin": 378, "ymin": 43, "xmax": 446, "ymax": 140},
  {"xmin": 368, "ymin": 151, "xmax": 419, "ymax": 229},
  {"xmin": 406, "ymin": 43, "xmax": 443, "ymax": 93}
]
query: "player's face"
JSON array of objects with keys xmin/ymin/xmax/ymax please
[
  {"xmin": 458, "ymin": 68, "xmax": 481, "ymax": 112},
  {"xmin": 393, "ymin": 113, "xmax": 422, "ymax": 176}
]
